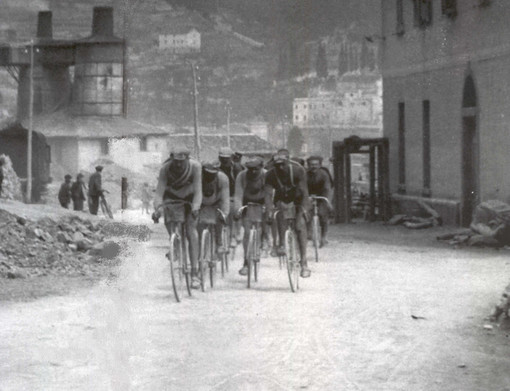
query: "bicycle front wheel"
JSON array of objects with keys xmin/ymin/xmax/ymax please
[
  {"xmin": 200, "ymin": 229, "xmax": 212, "ymax": 292},
  {"xmin": 312, "ymin": 215, "xmax": 320, "ymax": 263},
  {"xmin": 247, "ymin": 228, "xmax": 257, "ymax": 288},
  {"xmin": 285, "ymin": 229, "xmax": 299, "ymax": 292},
  {"xmin": 169, "ymin": 233, "xmax": 189, "ymax": 302}
]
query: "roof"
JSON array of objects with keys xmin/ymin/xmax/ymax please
[
  {"xmin": 0, "ymin": 121, "xmax": 47, "ymax": 141},
  {"xmin": 21, "ymin": 110, "xmax": 169, "ymax": 139}
]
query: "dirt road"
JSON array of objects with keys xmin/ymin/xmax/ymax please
[{"xmin": 1, "ymin": 222, "xmax": 510, "ymax": 390}]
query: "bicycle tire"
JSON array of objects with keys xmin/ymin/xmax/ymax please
[
  {"xmin": 209, "ymin": 227, "xmax": 215, "ymax": 288},
  {"xmin": 222, "ymin": 226, "xmax": 229, "ymax": 275},
  {"xmin": 285, "ymin": 229, "xmax": 300, "ymax": 292},
  {"xmin": 253, "ymin": 227, "xmax": 259, "ymax": 283},
  {"xmin": 200, "ymin": 229, "xmax": 211, "ymax": 292},
  {"xmin": 312, "ymin": 215, "xmax": 320, "ymax": 263},
  {"xmin": 247, "ymin": 228, "xmax": 257, "ymax": 289},
  {"xmin": 169, "ymin": 233, "xmax": 189, "ymax": 302}
]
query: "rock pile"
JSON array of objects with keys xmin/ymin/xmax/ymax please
[
  {"xmin": 0, "ymin": 154, "xmax": 22, "ymax": 200},
  {"xmin": 0, "ymin": 208, "xmax": 151, "ymax": 279}
]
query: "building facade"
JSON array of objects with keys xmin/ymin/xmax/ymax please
[
  {"xmin": 158, "ymin": 28, "xmax": 201, "ymax": 54},
  {"xmin": 381, "ymin": 0, "xmax": 510, "ymax": 225}
]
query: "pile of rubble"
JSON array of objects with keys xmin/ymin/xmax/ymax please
[
  {"xmin": 388, "ymin": 199, "xmax": 442, "ymax": 229},
  {"xmin": 0, "ymin": 154, "xmax": 22, "ymax": 200},
  {"xmin": 437, "ymin": 200, "xmax": 510, "ymax": 248},
  {"xmin": 0, "ymin": 208, "xmax": 151, "ymax": 279}
]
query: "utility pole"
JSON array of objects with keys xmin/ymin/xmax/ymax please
[
  {"xmin": 27, "ymin": 40, "xmax": 34, "ymax": 203},
  {"xmin": 188, "ymin": 61, "xmax": 201, "ymax": 160},
  {"xmin": 226, "ymin": 101, "xmax": 231, "ymax": 148}
]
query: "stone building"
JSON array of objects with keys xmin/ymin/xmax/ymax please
[
  {"xmin": 381, "ymin": 0, "xmax": 509, "ymax": 225},
  {"xmin": 158, "ymin": 28, "xmax": 201, "ymax": 54}
]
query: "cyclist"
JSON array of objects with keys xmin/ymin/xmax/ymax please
[
  {"xmin": 233, "ymin": 156, "xmax": 267, "ymax": 275},
  {"xmin": 306, "ymin": 155, "xmax": 332, "ymax": 248},
  {"xmin": 264, "ymin": 149, "xmax": 312, "ymax": 278},
  {"xmin": 153, "ymin": 148, "xmax": 202, "ymax": 289},
  {"xmin": 200, "ymin": 161, "xmax": 230, "ymax": 253},
  {"xmin": 219, "ymin": 146, "xmax": 244, "ymax": 246}
]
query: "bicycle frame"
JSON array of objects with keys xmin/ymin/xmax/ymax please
[{"xmin": 238, "ymin": 203, "xmax": 264, "ymax": 288}]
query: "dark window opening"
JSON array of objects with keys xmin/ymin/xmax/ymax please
[
  {"xmin": 413, "ymin": 0, "xmax": 433, "ymax": 27},
  {"xmin": 398, "ymin": 102, "xmax": 406, "ymax": 193},
  {"xmin": 396, "ymin": 0, "xmax": 405, "ymax": 35},
  {"xmin": 442, "ymin": 0, "xmax": 457, "ymax": 18},
  {"xmin": 100, "ymin": 139, "xmax": 109, "ymax": 155},
  {"xmin": 140, "ymin": 137, "xmax": 147, "ymax": 152},
  {"xmin": 422, "ymin": 100, "xmax": 431, "ymax": 196}
]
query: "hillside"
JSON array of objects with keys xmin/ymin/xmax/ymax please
[{"xmin": 0, "ymin": 0, "xmax": 381, "ymax": 130}]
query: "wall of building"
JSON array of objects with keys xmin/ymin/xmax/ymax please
[
  {"xmin": 78, "ymin": 138, "xmax": 103, "ymax": 170},
  {"xmin": 47, "ymin": 137, "xmax": 79, "ymax": 175},
  {"xmin": 382, "ymin": 0, "xmax": 510, "ymax": 205},
  {"xmin": 158, "ymin": 30, "xmax": 201, "ymax": 53}
]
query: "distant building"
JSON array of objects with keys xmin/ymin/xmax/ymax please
[
  {"xmin": 292, "ymin": 74, "xmax": 382, "ymax": 158},
  {"xmin": 381, "ymin": 0, "xmax": 510, "ymax": 226},
  {"xmin": 158, "ymin": 28, "xmax": 201, "ymax": 54}
]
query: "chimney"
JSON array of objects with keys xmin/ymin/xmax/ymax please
[
  {"xmin": 91, "ymin": 6, "xmax": 114, "ymax": 37},
  {"xmin": 37, "ymin": 11, "xmax": 53, "ymax": 39}
]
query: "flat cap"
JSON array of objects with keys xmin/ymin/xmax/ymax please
[
  {"xmin": 218, "ymin": 146, "xmax": 234, "ymax": 158},
  {"xmin": 95, "ymin": 165, "xmax": 104, "ymax": 171},
  {"xmin": 245, "ymin": 156, "xmax": 263, "ymax": 168},
  {"xmin": 172, "ymin": 148, "xmax": 190, "ymax": 160}
]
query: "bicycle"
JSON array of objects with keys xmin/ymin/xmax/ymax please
[
  {"xmin": 198, "ymin": 206, "xmax": 227, "ymax": 291},
  {"xmin": 237, "ymin": 203, "xmax": 264, "ymax": 288},
  {"xmin": 100, "ymin": 192, "xmax": 113, "ymax": 219},
  {"xmin": 155, "ymin": 200, "xmax": 192, "ymax": 303},
  {"xmin": 309, "ymin": 196, "xmax": 332, "ymax": 263},
  {"xmin": 276, "ymin": 202, "xmax": 301, "ymax": 293}
]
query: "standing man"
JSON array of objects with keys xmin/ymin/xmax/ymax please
[
  {"xmin": 58, "ymin": 174, "xmax": 72, "ymax": 209},
  {"xmin": 71, "ymin": 173, "xmax": 87, "ymax": 211},
  {"xmin": 265, "ymin": 150, "xmax": 312, "ymax": 278},
  {"xmin": 306, "ymin": 155, "xmax": 332, "ymax": 247},
  {"xmin": 141, "ymin": 182, "xmax": 152, "ymax": 215},
  {"xmin": 234, "ymin": 156, "xmax": 267, "ymax": 275},
  {"xmin": 88, "ymin": 165, "xmax": 104, "ymax": 215},
  {"xmin": 153, "ymin": 148, "xmax": 202, "ymax": 289}
]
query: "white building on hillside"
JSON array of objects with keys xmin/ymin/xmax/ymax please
[{"xmin": 158, "ymin": 28, "xmax": 201, "ymax": 54}]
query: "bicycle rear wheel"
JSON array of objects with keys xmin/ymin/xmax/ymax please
[
  {"xmin": 312, "ymin": 215, "xmax": 320, "ymax": 263},
  {"xmin": 209, "ymin": 228, "xmax": 216, "ymax": 288},
  {"xmin": 221, "ymin": 226, "xmax": 229, "ymax": 275},
  {"xmin": 285, "ymin": 229, "xmax": 299, "ymax": 292},
  {"xmin": 169, "ymin": 233, "xmax": 190, "ymax": 302}
]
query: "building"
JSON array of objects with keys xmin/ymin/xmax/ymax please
[
  {"xmin": 0, "ymin": 7, "xmax": 170, "ymax": 177},
  {"xmin": 381, "ymin": 0, "xmax": 510, "ymax": 226},
  {"xmin": 158, "ymin": 28, "xmax": 201, "ymax": 54},
  {"xmin": 292, "ymin": 74, "xmax": 383, "ymax": 158}
]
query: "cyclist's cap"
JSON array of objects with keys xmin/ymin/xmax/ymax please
[
  {"xmin": 64, "ymin": 174, "xmax": 72, "ymax": 180},
  {"xmin": 276, "ymin": 148, "xmax": 290, "ymax": 158},
  {"xmin": 95, "ymin": 165, "xmax": 104, "ymax": 171},
  {"xmin": 233, "ymin": 152, "xmax": 243, "ymax": 159},
  {"xmin": 245, "ymin": 156, "xmax": 263, "ymax": 168},
  {"xmin": 173, "ymin": 148, "xmax": 190, "ymax": 160},
  {"xmin": 307, "ymin": 155, "xmax": 323, "ymax": 163},
  {"xmin": 218, "ymin": 146, "xmax": 234, "ymax": 158},
  {"xmin": 202, "ymin": 160, "xmax": 220, "ymax": 173}
]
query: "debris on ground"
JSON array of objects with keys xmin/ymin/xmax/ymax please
[
  {"xmin": 488, "ymin": 283, "xmax": 510, "ymax": 322},
  {"xmin": 0, "ymin": 207, "xmax": 151, "ymax": 279},
  {"xmin": 388, "ymin": 199, "xmax": 442, "ymax": 229},
  {"xmin": 0, "ymin": 154, "xmax": 22, "ymax": 200},
  {"xmin": 437, "ymin": 200, "xmax": 510, "ymax": 248}
]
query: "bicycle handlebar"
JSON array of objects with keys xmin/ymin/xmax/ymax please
[
  {"xmin": 310, "ymin": 196, "xmax": 332, "ymax": 209},
  {"xmin": 155, "ymin": 200, "xmax": 191, "ymax": 211}
]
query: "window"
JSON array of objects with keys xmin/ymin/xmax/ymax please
[
  {"xmin": 413, "ymin": 0, "xmax": 432, "ymax": 27},
  {"xmin": 398, "ymin": 102, "xmax": 406, "ymax": 193},
  {"xmin": 140, "ymin": 137, "xmax": 147, "ymax": 152},
  {"xmin": 396, "ymin": 0, "xmax": 405, "ymax": 35},
  {"xmin": 441, "ymin": 0, "xmax": 457, "ymax": 17},
  {"xmin": 422, "ymin": 100, "xmax": 431, "ymax": 196}
]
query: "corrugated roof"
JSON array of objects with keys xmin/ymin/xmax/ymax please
[{"xmin": 21, "ymin": 110, "xmax": 169, "ymax": 139}]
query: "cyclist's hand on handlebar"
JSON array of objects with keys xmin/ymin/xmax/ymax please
[
  {"xmin": 152, "ymin": 210, "xmax": 161, "ymax": 224},
  {"xmin": 217, "ymin": 210, "xmax": 227, "ymax": 225},
  {"xmin": 191, "ymin": 209, "xmax": 200, "ymax": 219},
  {"xmin": 234, "ymin": 209, "xmax": 242, "ymax": 221}
]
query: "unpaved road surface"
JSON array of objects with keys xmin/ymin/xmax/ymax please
[{"xmin": 1, "ymin": 222, "xmax": 510, "ymax": 390}]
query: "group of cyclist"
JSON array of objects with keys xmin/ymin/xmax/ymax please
[{"xmin": 152, "ymin": 146, "xmax": 332, "ymax": 289}]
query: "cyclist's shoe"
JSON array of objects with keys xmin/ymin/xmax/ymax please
[
  {"xmin": 300, "ymin": 267, "xmax": 311, "ymax": 278},
  {"xmin": 191, "ymin": 276, "xmax": 201, "ymax": 289},
  {"xmin": 319, "ymin": 238, "xmax": 328, "ymax": 248},
  {"xmin": 238, "ymin": 265, "xmax": 248, "ymax": 276},
  {"xmin": 270, "ymin": 246, "xmax": 278, "ymax": 257},
  {"xmin": 276, "ymin": 246, "xmax": 286, "ymax": 256},
  {"xmin": 217, "ymin": 245, "xmax": 227, "ymax": 254}
]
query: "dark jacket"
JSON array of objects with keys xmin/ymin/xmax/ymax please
[
  {"xmin": 264, "ymin": 163, "xmax": 310, "ymax": 210},
  {"xmin": 71, "ymin": 181, "xmax": 86, "ymax": 202},
  {"xmin": 58, "ymin": 182, "xmax": 72, "ymax": 206},
  {"xmin": 88, "ymin": 172, "xmax": 102, "ymax": 197},
  {"xmin": 220, "ymin": 162, "xmax": 244, "ymax": 197},
  {"xmin": 307, "ymin": 168, "xmax": 332, "ymax": 198}
]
